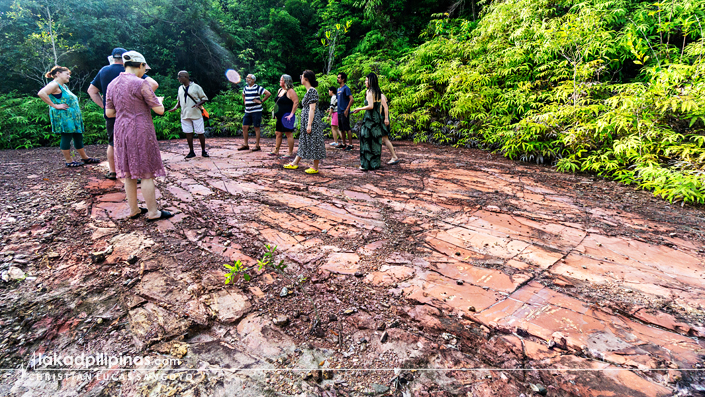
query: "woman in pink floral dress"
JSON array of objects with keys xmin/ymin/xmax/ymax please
[{"xmin": 105, "ymin": 51, "xmax": 172, "ymax": 221}]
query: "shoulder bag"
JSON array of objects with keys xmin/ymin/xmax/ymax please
[{"xmin": 272, "ymin": 88, "xmax": 283, "ymax": 118}]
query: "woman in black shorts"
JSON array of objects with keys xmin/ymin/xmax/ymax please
[{"xmin": 269, "ymin": 74, "xmax": 299, "ymax": 158}]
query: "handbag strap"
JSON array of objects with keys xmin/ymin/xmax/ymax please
[{"xmin": 184, "ymin": 85, "xmax": 203, "ymax": 107}]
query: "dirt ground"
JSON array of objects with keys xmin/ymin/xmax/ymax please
[{"xmin": 0, "ymin": 138, "xmax": 704, "ymax": 397}]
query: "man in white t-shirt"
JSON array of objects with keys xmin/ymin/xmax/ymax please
[{"xmin": 168, "ymin": 71, "xmax": 209, "ymax": 159}]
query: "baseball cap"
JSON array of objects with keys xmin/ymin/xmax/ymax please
[
  {"xmin": 111, "ymin": 47, "xmax": 127, "ymax": 58},
  {"xmin": 122, "ymin": 51, "xmax": 149, "ymax": 69}
]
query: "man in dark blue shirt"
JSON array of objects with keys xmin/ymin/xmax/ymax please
[
  {"xmin": 337, "ymin": 72, "xmax": 354, "ymax": 151},
  {"xmin": 88, "ymin": 48, "xmax": 158, "ymax": 179}
]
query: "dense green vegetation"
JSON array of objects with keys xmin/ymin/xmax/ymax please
[
  {"xmin": 339, "ymin": 0, "xmax": 705, "ymax": 204},
  {"xmin": 1, "ymin": 0, "xmax": 704, "ymax": 203}
]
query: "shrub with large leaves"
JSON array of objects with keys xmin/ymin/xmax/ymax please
[{"xmin": 340, "ymin": 0, "xmax": 705, "ymax": 204}]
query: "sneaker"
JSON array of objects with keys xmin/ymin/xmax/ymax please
[
  {"xmin": 329, "ymin": 142, "xmax": 339, "ymax": 147},
  {"xmin": 345, "ymin": 145, "xmax": 354, "ymax": 151},
  {"xmin": 336, "ymin": 144, "xmax": 347, "ymax": 149},
  {"xmin": 185, "ymin": 152, "xmax": 196, "ymax": 159},
  {"xmin": 202, "ymin": 151, "xmax": 210, "ymax": 157}
]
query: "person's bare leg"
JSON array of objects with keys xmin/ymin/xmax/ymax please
[
  {"xmin": 107, "ymin": 145, "xmax": 115, "ymax": 172},
  {"xmin": 140, "ymin": 178, "xmax": 160, "ymax": 219},
  {"xmin": 198, "ymin": 134, "xmax": 206, "ymax": 152},
  {"xmin": 77, "ymin": 148, "xmax": 89, "ymax": 160},
  {"xmin": 383, "ymin": 136, "xmax": 398, "ymax": 162},
  {"xmin": 286, "ymin": 132, "xmax": 294, "ymax": 156},
  {"xmin": 331, "ymin": 126, "xmax": 339, "ymax": 144},
  {"xmin": 313, "ymin": 159, "xmax": 319, "ymax": 171},
  {"xmin": 124, "ymin": 178, "xmax": 140, "ymax": 217},
  {"xmin": 254, "ymin": 127, "xmax": 261, "ymax": 148},
  {"xmin": 242, "ymin": 125, "xmax": 249, "ymax": 146},
  {"xmin": 61, "ymin": 150, "xmax": 72, "ymax": 162},
  {"xmin": 288, "ymin": 156, "xmax": 301, "ymax": 167},
  {"xmin": 273, "ymin": 131, "xmax": 282, "ymax": 154},
  {"xmin": 186, "ymin": 133, "xmax": 195, "ymax": 153}
]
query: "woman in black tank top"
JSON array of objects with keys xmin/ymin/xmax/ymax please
[{"xmin": 269, "ymin": 74, "xmax": 299, "ymax": 157}]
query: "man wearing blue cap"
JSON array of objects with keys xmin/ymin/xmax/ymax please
[{"xmin": 88, "ymin": 48, "xmax": 159, "ymax": 180}]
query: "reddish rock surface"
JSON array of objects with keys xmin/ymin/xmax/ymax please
[{"xmin": 1, "ymin": 138, "xmax": 704, "ymax": 396}]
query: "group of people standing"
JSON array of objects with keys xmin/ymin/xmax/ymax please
[
  {"xmin": 238, "ymin": 70, "xmax": 400, "ymax": 174},
  {"xmin": 37, "ymin": 47, "xmax": 401, "ymax": 220}
]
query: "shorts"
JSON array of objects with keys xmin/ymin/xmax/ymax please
[
  {"xmin": 331, "ymin": 112, "xmax": 338, "ymax": 127},
  {"xmin": 243, "ymin": 112, "xmax": 262, "ymax": 127},
  {"xmin": 181, "ymin": 118, "xmax": 205, "ymax": 134},
  {"xmin": 337, "ymin": 111, "xmax": 350, "ymax": 131},
  {"xmin": 106, "ymin": 117, "xmax": 115, "ymax": 146}
]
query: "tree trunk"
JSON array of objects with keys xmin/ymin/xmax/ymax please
[
  {"xmin": 46, "ymin": 6, "xmax": 58, "ymax": 66},
  {"xmin": 326, "ymin": 32, "xmax": 337, "ymax": 75}
]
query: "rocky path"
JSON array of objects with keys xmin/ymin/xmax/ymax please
[{"xmin": 1, "ymin": 138, "xmax": 704, "ymax": 396}]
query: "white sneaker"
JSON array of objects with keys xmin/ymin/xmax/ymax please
[{"xmin": 329, "ymin": 142, "xmax": 339, "ymax": 147}]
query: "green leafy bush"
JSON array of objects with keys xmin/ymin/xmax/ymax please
[
  {"xmin": 339, "ymin": 0, "xmax": 705, "ymax": 204},
  {"xmin": 0, "ymin": 93, "xmax": 106, "ymax": 149}
]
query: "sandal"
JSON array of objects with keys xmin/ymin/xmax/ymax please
[
  {"xmin": 129, "ymin": 207, "xmax": 148, "ymax": 219},
  {"xmin": 81, "ymin": 157, "xmax": 101, "ymax": 164},
  {"xmin": 283, "ymin": 164, "xmax": 298, "ymax": 170},
  {"xmin": 359, "ymin": 166, "xmax": 368, "ymax": 171},
  {"xmin": 237, "ymin": 145, "xmax": 250, "ymax": 151},
  {"xmin": 268, "ymin": 152, "xmax": 279, "ymax": 156},
  {"xmin": 104, "ymin": 172, "xmax": 117, "ymax": 180},
  {"xmin": 66, "ymin": 161, "xmax": 84, "ymax": 168},
  {"xmin": 146, "ymin": 210, "xmax": 174, "ymax": 222},
  {"xmin": 251, "ymin": 147, "xmax": 262, "ymax": 152},
  {"xmin": 388, "ymin": 159, "xmax": 400, "ymax": 165},
  {"xmin": 305, "ymin": 168, "xmax": 319, "ymax": 174}
]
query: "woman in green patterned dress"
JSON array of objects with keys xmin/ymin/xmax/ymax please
[
  {"xmin": 352, "ymin": 72, "xmax": 388, "ymax": 171},
  {"xmin": 37, "ymin": 66, "xmax": 100, "ymax": 167}
]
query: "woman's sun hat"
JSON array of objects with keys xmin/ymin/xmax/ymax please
[{"xmin": 122, "ymin": 51, "xmax": 150, "ymax": 69}]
